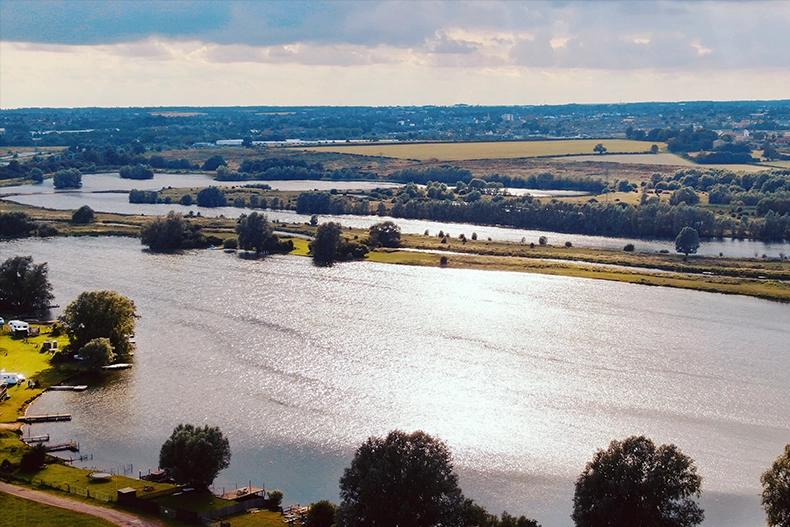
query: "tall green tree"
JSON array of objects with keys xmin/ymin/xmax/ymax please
[
  {"xmin": 196, "ymin": 186, "xmax": 227, "ymax": 207},
  {"xmin": 368, "ymin": 221, "xmax": 401, "ymax": 248},
  {"xmin": 78, "ymin": 337, "xmax": 116, "ymax": 369},
  {"xmin": 675, "ymin": 226, "xmax": 700, "ymax": 259},
  {"xmin": 236, "ymin": 212, "xmax": 274, "ymax": 254},
  {"xmin": 141, "ymin": 212, "xmax": 206, "ymax": 252},
  {"xmin": 159, "ymin": 424, "xmax": 231, "ymax": 488},
  {"xmin": 311, "ymin": 222, "xmax": 343, "ymax": 266},
  {"xmin": 337, "ymin": 430, "xmax": 465, "ymax": 527},
  {"xmin": 62, "ymin": 290, "xmax": 137, "ymax": 359},
  {"xmin": 0, "ymin": 256, "xmax": 54, "ymax": 314},
  {"xmin": 52, "ymin": 168, "xmax": 82, "ymax": 189},
  {"xmin": 306, "ymin": 500, "xmax": 336, "ymax": 527},
  {"xmin": 762, "ymin": 444, "xmax": 790, "ymax": 527},
  {"xmin": 572, "ymin": 436, "xmax": 703, "ymax": 527}
]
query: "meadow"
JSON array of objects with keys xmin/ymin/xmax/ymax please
[
  {"xmin": 301, "ymin": 139, "xmax": 664, "ymax": 161},
  {"xmin": 0, "ymin": 492, "xmax": 113, "ymax": 527}
]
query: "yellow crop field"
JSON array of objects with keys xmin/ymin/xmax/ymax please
[{"xmin": 300, "ymin": 139, "xmax": 664, "ymax": 161}]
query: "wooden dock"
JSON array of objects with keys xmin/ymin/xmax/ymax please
[
  {"xmin": 23, "ymin": 434, "xmax": 50, "ymax": 444},
  {"xmin": 49, "ymin": 385, "xmax": 88, "ymax": 392},
  {"xmin": 45, "ymin": 441, "xmax": 79, "ymax": 453},
  {"xmin": 18, "ymin": 414, "xmax": 72, "ymax": 423}
]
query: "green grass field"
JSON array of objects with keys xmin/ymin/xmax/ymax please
[
  {"xmin": 0, "ymin": 492, "xmax": 114, "ymax": 527},
  {"xmin": 302, "ymin": 139, "xmax": 665, "ymax": 161},
  {"xmin": 0, "ymin": 327, "xmax": 70, "ymax": 422},
  {"xmin": 211, "ymin": 509, "xmax": 287, "ymax": 527}
]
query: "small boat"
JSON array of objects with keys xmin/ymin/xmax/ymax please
[{"xmin": 102, "ymin": 363, "xmax": 133, "ymax": 370}]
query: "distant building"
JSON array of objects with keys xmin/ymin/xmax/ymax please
[{"xmin": 501, "ymin": 113, "xmax": 514, "ymax": 122}]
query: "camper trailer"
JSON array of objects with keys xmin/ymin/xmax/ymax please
[{"xmin": 0, "ymin": 372, "xmax": 26, "ymax": 386}]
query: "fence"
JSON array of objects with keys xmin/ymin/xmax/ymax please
[{"xmin": 28, "ymin": 476, "xmax": 116, "ymax": 503}]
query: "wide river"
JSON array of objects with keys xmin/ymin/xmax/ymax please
[
  {"xmin": 2, "ymin": 172, "xmax": 787, "ymax": 258},
  {"xmin": 3, "ymin": 237, "xmax": 788, "ymax": 526}
]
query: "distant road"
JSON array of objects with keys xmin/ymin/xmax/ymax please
[{"xmin": 0, "ymin": 481, "xmax": 164, "ymax": 527}]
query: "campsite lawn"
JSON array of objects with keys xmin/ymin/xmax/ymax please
[{"xmin": 211, "ymin": 510, "xmax": 286, "ymax": 527}]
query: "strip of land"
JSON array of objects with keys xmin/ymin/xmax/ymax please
[{"xmin": 1, "ymin": 199, "xmax": 788, "ymax": 302}]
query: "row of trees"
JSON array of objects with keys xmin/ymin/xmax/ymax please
[
  {"xmin": 309, "ymin": 221, "xmax": 401, "ymax": 266},
  {"xmin": 154, "ymin": 423, "xmax": 790, "ymax": 527}
]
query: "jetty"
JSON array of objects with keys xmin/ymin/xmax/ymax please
[
  {"xmin": 102, "ymin": 363, "xmax": 132, "ymax": 370},
  {"xmin": 23, "ymin": 434, "xmax": 50, "ymax": 444},
  {"xmin": 45, "ymin": 441, "xmax": 79, "ymax": 453},
  {"xmin": 49, "ymin": 385, "xmax": 88, "ymax": 392},
  {"xmin": 18, "ymin": 413, "xmax": 72, "ymax": 423}
]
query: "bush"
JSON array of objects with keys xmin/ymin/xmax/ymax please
[
  {"xmin": 179, "ymin": 194, "xmax": 193, "ymax": 206},
  {"xmin": 119, "ymin": 164, "xmax": 154, "ymax": 180},
  {"xmin": 0, "ymin": 199, "xmax": 26, "ymax": 230},
  {"xmin": 564, "ymin": 241, "xmax": 573, "ymax": 248},
  {"xmin": 306, "ymin": 500, "xmax": 336, "ymax": 527},
  {"xmin": 71, "ymin": 205, "xmax": 95, "ymax": 224},
  {"xmin": 223, "ymin": 238, "xmax": 238, "ymax": 250},
  {"xmin": 141, "ymin": 212, "xmax": 207, "ymax": 252},
  {"xmin": 77, "ymin": 337, "xmax": 116, "ymax": 369},
  {"xmin": 623, "ymin": 243, "xmax": 635, "ymax": 252},
  {"xmin": 196, "ymin": 186, "xmax": 227, "ymax": 207},
  {"xmin": 201, "ymin": 155, "xmax": 226, "ymax": 171},
  {"xmin": 440, "ymin": 256, "xmax": 449, "ymax": 266},
  {"xmin": 368, "ymin": 221, "xmax": 401, "ymax": 248},
  {"xmin": 538, "ymin": 236, "xmax": 548, "ymax": 246},
  {"xmin": 30, "ymin": 167, "xmax": 44, "ymax": 183},
  {"xmin": 129, "ymin": 189, "xmax": 159, "ymax": 204},
  {"xmin": 268, "ymin": 490, "xmax": 283, "ymax": 509},
  {"xmin": 19, "ymin": 444, "xmax": 47, "ymax": 472},
  {"xmin": 52, "ymin": 168, "xmax": 82, "ymax": 189}
]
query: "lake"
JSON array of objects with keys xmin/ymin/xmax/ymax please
[{"xmin": 3, "ymin": 236, "xmax": 788, "ymax": 527}]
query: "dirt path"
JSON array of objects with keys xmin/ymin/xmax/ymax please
[{"xmin": 0, "ymin": 481, "xmax": 165, "ymax": 527}]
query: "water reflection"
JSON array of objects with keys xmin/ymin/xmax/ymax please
[{"xmin": 2, "ymin": 237, "xmax": 787, "ymax": 527}]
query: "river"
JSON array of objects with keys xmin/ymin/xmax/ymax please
[{"xmin": 2, "ymin": 236, "xmax": 788, "ymax": 527}]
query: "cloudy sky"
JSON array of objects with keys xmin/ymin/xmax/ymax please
[{"xmin": 1, "ymin": 0, "xmax": 789, "ymax": 108}]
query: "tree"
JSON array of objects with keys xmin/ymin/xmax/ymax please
[
  {"xmin": 310, "ymin": 214, "xmax": 319, "ymax": 226},
  {"xmin": 762, "ymin": 444, "xmax": 790, "ymax": 527},
  {"xmin": 337, "ymin": 430, "xmax": 465, "ymax": 527},
  {"xmin": 307, "ymin": 500, "xmax": 337, "ymax": 527},
  {"xmin": 30, "ymin": 167, "xmax": 44, "ymax": 183},
  {"xmin": 179, "ymin": 194, "xmax": 193, "ymax": 206},
  {"xmin": 311, "ymin": 222, "xmax": 343, "ymax": 266},
  {"xmin": 650, "ymin": 144, "xmax": 660, "ymax": 154},
  {"xmin": 593, "ymin": 143, "xmax": 607, "ymax": 155},
  {"xmin": 0, "ymin": 256, "xmax": 54, "ymax": 314},
  {"xmin": 78, "ymin": 337, "xmax": 116, "ymax": 369},
  {"xmin": 268, "ymin": 490, "xmax": 284, "ymax": 508},
  {"xmin": 52, "ymin": 168, "xmax": 82, "ymax": 189},
  {"xmin": 159, "ymin": 424, "xmax": 231, "ymax": 488},
  {"xmin": 669, "ymin": 187, "xmax": 700, "ymax": 206},
  {"xmin": 141, "ymin": 212, "xmax": 206, "ymax": 252},
  {"xmin": 196, "ymin": 186, "xmax": 227, "ymax": 207},
  {"xmin": 572, "ymin": 436, "xmax": 703, "ymax": 527},
  {"xmin": 19, "ymin": 443, "xmax": 47, "ymax": 472},
  {"xmin": 675, "ymin": 226, "xmax": 700, "ymax": 259},
  {"xmin": 71, "ymin": 205, "xmax": 95, "ymax": 224},
  {"xmin": 201, "ymin": 155, "xmax": 226, "ymax": 171},
  {"xmin": 0, "ymin": 212, "xmax": 35, "ymax": 238},
  {"xmin": 368, "ymin": 221, "xmax": 401, "ymax": 248},
  {"xmin": 119, "ymin": 164, "xmax": 154, "ymax": 180},
  {"xmin": 236, "ymin": 212, "xmax": 274, "ymax": 254},
  {"xmin": 62, "ymin": 290, "xmax": 137, "ymax": 359}
]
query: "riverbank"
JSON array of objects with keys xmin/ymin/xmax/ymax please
[{"xmin": 2, "ymin": 199, "xmax": 789, "ymax": 302}]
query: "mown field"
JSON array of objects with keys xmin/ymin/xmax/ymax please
[
  {"xmin": 301, "ymin": 139, "xmax": 665, "ymax": 161},
  {"xmin": 0, "ymin": 492, "xmax": 114, "ymax": 527}
]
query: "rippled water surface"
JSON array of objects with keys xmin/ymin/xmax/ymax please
[{"xmin": 2, "ymin": 237, "xmax": 789, "ymax": 527}]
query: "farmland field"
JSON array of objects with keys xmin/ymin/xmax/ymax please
[
  {"xmin": 555, "ymin": 152, "xmax": 774, "ymax": 172},
  {"xmin": 300, "ymin": 139, "xmax": 664, "ymax": 161}
]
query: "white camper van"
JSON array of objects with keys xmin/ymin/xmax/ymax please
[{"xmin": 7, "ymin": 320, "xmax": 29, "ymax": 337}]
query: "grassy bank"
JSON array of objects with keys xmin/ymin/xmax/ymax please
[{"xmin": 0, "ymin": 492, "xmax": 114, "ymax": 527}]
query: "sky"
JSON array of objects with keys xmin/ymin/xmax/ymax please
[{"xmin": 1, "ymin": 0, "xmax": 789, "ymax": 108}]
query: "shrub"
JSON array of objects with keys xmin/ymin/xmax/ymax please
[
  {"xmin": 538, "ymin": 236, "xmax": 548, "ymax": 246},
  {"xmin": 52, "ymin": 168, "xmax": 82, "ymax": 189},
  {"xmin": 223, "ymin": 238, "xmax": 238, "ymax": 250},
  {"xmin": 20, "ymin": 444, "xmax": 47, "ymax": 472},
  {"xmin": 179, "ymin": 194, "xmax": 193, "ymax": 206},
  {"xmin": 71, "ymin": 205, "xmax": 95, "ymax": 224},
  {"xmin": 623, "ymin": 243, "xmax": 635, "ymax": 252},
  {"xmin": 119, "ymin": 164, "xmax": 154, "ymax": 180},
  {"xmin": 196, "ymin": 186, "xmax": 227, "ymax": 207},
  {"xmin": 268, "ymin": 490, "xmax": 284, "ymax": 509}
]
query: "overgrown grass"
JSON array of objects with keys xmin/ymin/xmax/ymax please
[{"xmin": 0, "ymin": 491, "xmax": 114, "ymax": 527}]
